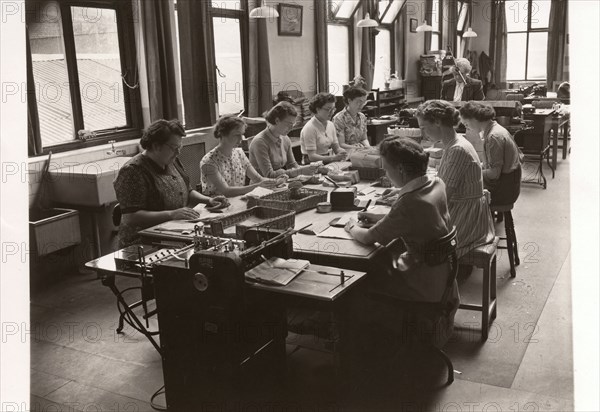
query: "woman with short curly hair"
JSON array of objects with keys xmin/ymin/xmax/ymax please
[{"xmin": 300, "ymin": 92, "xmax": 347, "ymax": 164}]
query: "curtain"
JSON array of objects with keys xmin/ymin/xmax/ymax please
[
  {"xmin": 177, "ymin": 0, "xmax": 216, "ymax": 127},
  {"xmin": 424, "ymin": 0, "xmax": 432, "ymax": 52},
  {"xmin": 360, "ymin": 0, "xmax": 378, "ymax": 90},
  {"xmin": 488, "ymin": 0, "xmax": 507, "ymax": 88},
  {"xmin": 315, "ymin": 0, "xmax": 329, "ymax": 93},
  {"xmin": 247, "ymin": 16, "xmax": 273, "ymax": 117},
  {"xmin": 546, "ymin": 0, "xmax": 569, "ymax": 90},
  {"xmin": 395, "ymin": 7, "xmax": 406, "ymax": 80},
  {"xmin": 26, "ymin": 27, "xmax": 43, "ymax": 156},
  {"xmin": 444, "ymin": 0, "xmax": 458, "ymax": 55},
  {"xmin": 140, "ymin": 0, "xmax": 179, "ymax": 122}
]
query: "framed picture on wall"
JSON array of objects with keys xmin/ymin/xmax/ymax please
[
  {"xmin": 410, "ymin": 18, "xmax": 418, "ymax": 33},
  {"xmin": 278, "ymin": 3, "xmax": 303, "ymax": 36}
]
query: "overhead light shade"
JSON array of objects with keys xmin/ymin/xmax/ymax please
[
  {"xmin": 357, "ymin": 13, "xmax": 379, "ymax": 28},
  {"xmin": 463, "ymin": 27, "xmax": 478, "ymax": 37},
  {"xmin": 415, "ymin": 21, "xmax": 432, "ymax": 32},
  {"xmin": 249, "ymin": 1, "xmax": 278, "ymax": 19}
]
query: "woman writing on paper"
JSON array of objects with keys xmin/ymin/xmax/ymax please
[
  {"xmin": 200, "ymin": 116, "xmax": 283, "ymax": 197},
  {"xmin": 113, "ymin": 119, "xmax": 225, "ymax": 247}
]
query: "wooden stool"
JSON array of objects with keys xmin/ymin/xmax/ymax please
[
  {"xmin": 458, "ymin": 237, "xmax": 499, "ymax": 341},
  {"xmin": 491, "ymin": 204, "xmax": 520, "ymax": 277}
]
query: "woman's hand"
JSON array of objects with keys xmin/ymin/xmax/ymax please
[
  {"xmin": 332, "ymin": 152, "xmax": 347, "ymax": 162},
  {"xmin": 381, "ymin": 188, "xmax": 401, "ymax": 200},
  {"xmin": 170, "ymin": 207, "xmax": 200, "ymax": 220},
  {"xmin": 357, "ymin": 206, "xmax": 388, "ymax": 223},
  {"xmin": 344, "ymin": 217, "xmax": 357, "ymax": 233},
  {"xmin": 259, "ymin": 178, "xmax": 283, "ymax": 189},
  {"xmin": 208, "ymin": 195, "xmax": 228, "ymax": 207}
]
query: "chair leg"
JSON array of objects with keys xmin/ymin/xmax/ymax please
[
  {"xmin": 491, "ymin": 256, "xmax": 497, "ymax": 321},
  {"xmin": 482, "ymin": 262, "xmax": 490, "ymax": 341},
  {"xmin": 432, "ymin": 346, "xmax": 455, "ymax": 386},
  {"xmin": 504, "ymin": 213, "xmax": 517, "ymax": 277},
  {"xmin": 506, "ymin": 211, "xmax": 520, "ymax": 267}
]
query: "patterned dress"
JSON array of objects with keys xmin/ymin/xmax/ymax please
[
  {"xmin": 113, "ymin": 153, "xmax": 191, "ymax": 247},
  {"xmin": 200, "ymin": 147, "xmax": 251, "ymax": 196},
  {"xmin": 437, "ymin": 135, "xmax": 495, "ymax": 257},
  {"xmin": 332, "ymin": 108, "xmax": 369, "ymax": 146}
]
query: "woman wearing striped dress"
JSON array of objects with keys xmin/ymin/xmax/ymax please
[{"xmin": 416, "ymin": 100, "xmax": 495, "ymax": 258}]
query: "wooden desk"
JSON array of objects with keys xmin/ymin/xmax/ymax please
[{"xmin": 367, "ymin": 118, "xmax": 398, "ymax": 145}]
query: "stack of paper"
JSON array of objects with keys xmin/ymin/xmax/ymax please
[{"xmin": 246, "ymin": 257, "xmax": 310, "ymax": 286}]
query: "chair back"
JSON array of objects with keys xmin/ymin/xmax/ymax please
[{"xmin": 112, "ymin": 203, "xmax": 122, "ymax": 227}]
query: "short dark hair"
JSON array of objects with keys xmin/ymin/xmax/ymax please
[
  {"xmin": 343, "ymin": 87, "xmax": 368, "ymax": 105},
  {"xmin": 416, "ymin": 100, "xmax": 460, "ymax": 128},
  {"xmin": 213, "ymin": 116, "xmax": 246, "ymax": 139},
  {"xmin": 265, "ymin": 101, "xmax": 298, "ymax": 125},
  {"xmin": 459, "ymin": 101, "xmax": 496, "ymax": 122},
  {"xmin": 379, "ymin": 137, "xmax": 429, "ymax": 177},
  {"xmin": 140, "ymin": 119, "xmax": 185, "ymax": 150},
  {"xmin": 308, "ymin": 92, "xmax": 336, "ymax": 114}
]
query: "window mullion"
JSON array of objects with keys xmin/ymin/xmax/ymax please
[{"xmin": 60, "ymin": 4, "xmax": 85, "ymax": 137}]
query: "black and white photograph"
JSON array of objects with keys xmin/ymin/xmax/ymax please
[{"xmin": 0, "ymin": 0, "xmax": 598, "ymax": 411}]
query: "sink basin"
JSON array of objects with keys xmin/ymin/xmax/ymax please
[{"xmin": 49, "ymin": 156, "xmax": 132, "ymax": 207}]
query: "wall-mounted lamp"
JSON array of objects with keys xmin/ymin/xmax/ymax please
[
  {"xmin": 357, "ymin": 13, "xmax": 379, "ymax": 28},
  {"xmin": 249, "ymin": 0, "xmax": 279, "ymax": 19}
]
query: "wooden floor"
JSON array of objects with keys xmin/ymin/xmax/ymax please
[{"xmin": 30, "ymin": 158, "xmax": 574, "ymax": 411}]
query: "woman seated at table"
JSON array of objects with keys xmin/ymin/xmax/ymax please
[
  {"xmin": 249, "ymin": 102, "xmax": 320, "ymax": 178},
  {"xmin": 415, "ymin": 100, "xmax": 495, "ymax": 258},
  {"xmin": 441, "ymin": 58, "xmax": 484, "ymax": 102},
  {"xmin": 332, "ymin": 87, "xmax": 371, "ymax": 150},
  {"xmin": 459, "ymin": 101, "xmax": 522, "ymax": 205},
  {"xmin": 344, "ymin": 137, "xmax": 458, "ymax": 347},
  {"xmin": 113, "ymin": 119, "xmax": 225, "ymax": 247},
  {"xmin": 200, "ymin": 116, "xmax": 282, "ymax": 197},
  {"xmin": 300, "ymin": 92, "xmax": 347, "ymax": 164}
]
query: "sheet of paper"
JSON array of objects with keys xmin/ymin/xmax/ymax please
[
  {"xmin": 153, "ymin": 220, "xmax": 196, "ymax": 231},
  {"xmin": 316, "ymin": 226, "xmax": 354, "ymax": 240},
  {"xmin": 243, "ymin": 186, "xmax": 274, "ymax": 199}
]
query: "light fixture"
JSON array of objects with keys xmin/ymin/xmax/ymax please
[
  {"xmin": 463, "ymin": 0, "xmax": 477, "ymax": 37},
  {"xmin": 463, "ymin": 27, "xmax": 477, "ymax": 37},
  {"xmin": 357, "ymin": 13, "xmax": 379, "ymax": 28},
  {"xmin": 415, "ymin": 20, "xmax": 432, "ymax": 32},
  {"xmin": 249, "ymin": 0, "xmax": 278, "ymax": 19}
]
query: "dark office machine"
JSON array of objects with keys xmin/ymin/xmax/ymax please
[{"xmin": 151, "ymin": 228, "xmax": 294, "ymax": 411}]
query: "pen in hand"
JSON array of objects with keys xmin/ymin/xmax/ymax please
[{"xmin": 361, "ymin": 199, "xmax": 372, "ymax": 212}]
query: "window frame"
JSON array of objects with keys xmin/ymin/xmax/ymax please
[
  {"xmin": 426, "ymin": 0, "xmax": 443, "ymax": 52},
  {"xmin": 208, "ymin": 1, "xmax": 250, "ymax": 116},
  {"xmin": 327, "ymin": 0, "xmax": 358, "ymax": 82},
  {"xmin": 27, "ymin": 0, "xmax": 143, "ymax": 156},
  {"xmin": 506, "ymin": 0, "xmax": 550, "ymax": 81}
]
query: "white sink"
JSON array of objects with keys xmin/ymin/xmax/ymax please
[{"xmin": 49, "ymin": 156, "xmax": 132, "ymax": 207}]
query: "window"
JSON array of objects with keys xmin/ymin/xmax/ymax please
[
  {"xmin": 505, "ymin": 0, "xmax": 551, "ymax": 81},
  {"xmin": 174, "ymin": 0, "xmax": 248, "ymax": 123},
  {"xmin": 456, "ymin": 1, "xmax": 468, "ymax": 56},
  {"xmin": 429, "ymin": 0, "xmax": 442, "ymax": 51},
  {"xmin": 373, "ymin": 28, "xmax": 391, "ymax": 89},
  {"xmin": 326, "ymin": 0, "xmax": 359, "ymax": 93},
  {"xmin": 26, "ymin": 0, "xmax": 141, "ymax": 154}
]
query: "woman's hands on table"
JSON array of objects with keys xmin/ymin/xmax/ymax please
[
  {"xmin": 357, "ymin": 206, "xmax": 388, "ymax": 224},
  {"xmin": 170, "ymin": 207, "xmax": 200, "ymax": 220}
]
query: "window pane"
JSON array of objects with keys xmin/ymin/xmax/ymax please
[
  {"xmin": 457, "ymin": 2, "xmax": 467, "ymax": 31},
  {"xmin": 173, "ymin": 0, "xmax": 185, "ymax": 124},
  {"xmin": 505, "ymin": 0, "xmax": 528, "ymax": 32},
  {"xmin": 507, "ymin": 32, "xmax": 527, "ymax": 80},
  {"xmin": 211, "ymin": 1, "xmax": 242, "ymax": 11},
  {"xmin": 530, "ymin": 0, "xmax": 551, "ymax": 29},
  {"xmin": 334, "ymin": 0, "xmax": 360, "ymax": 19},
  {"xmin": 71, "ymin": 7, "xmax": 127, "ymax": 132},
  {"xmin": 431, "ymin": 0, "xmax": 440, "ymax": 32},
  {"xmin": 430, "ymin": 33, "xmax": 440, "ymax": 51},
  {"xmin": 378, "ymin": 1, "xmax": 390, "ymax": 19},
  {"xmin": 527, "ymin": 32, "xmax": 548, "ymax": 80},
  {"xmin": 382, "ymin": 0, "xmax": 405, "ymax": 24},
  {"xmin": 327, "ymin": 25, "xmax": 349, "ymax": 94},
  {"xmin": 27, "ymin": 1, "xmax": 75, "ymax": 147},
  {"xmin": 373, "ymin": 29, "xmax": 391, "ymax": 90},
  {"xmin": 212, "ymin": 17, "xmax": 244, "ymax": 116}
]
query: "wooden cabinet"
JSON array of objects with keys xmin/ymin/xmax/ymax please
[
  {"xmin": 374, "ymin": 87, "xmax": 405, "ymax": 116},
  {"xmin": 421, "ymin": 75, "xmax": 443, "ymax": 101}
]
